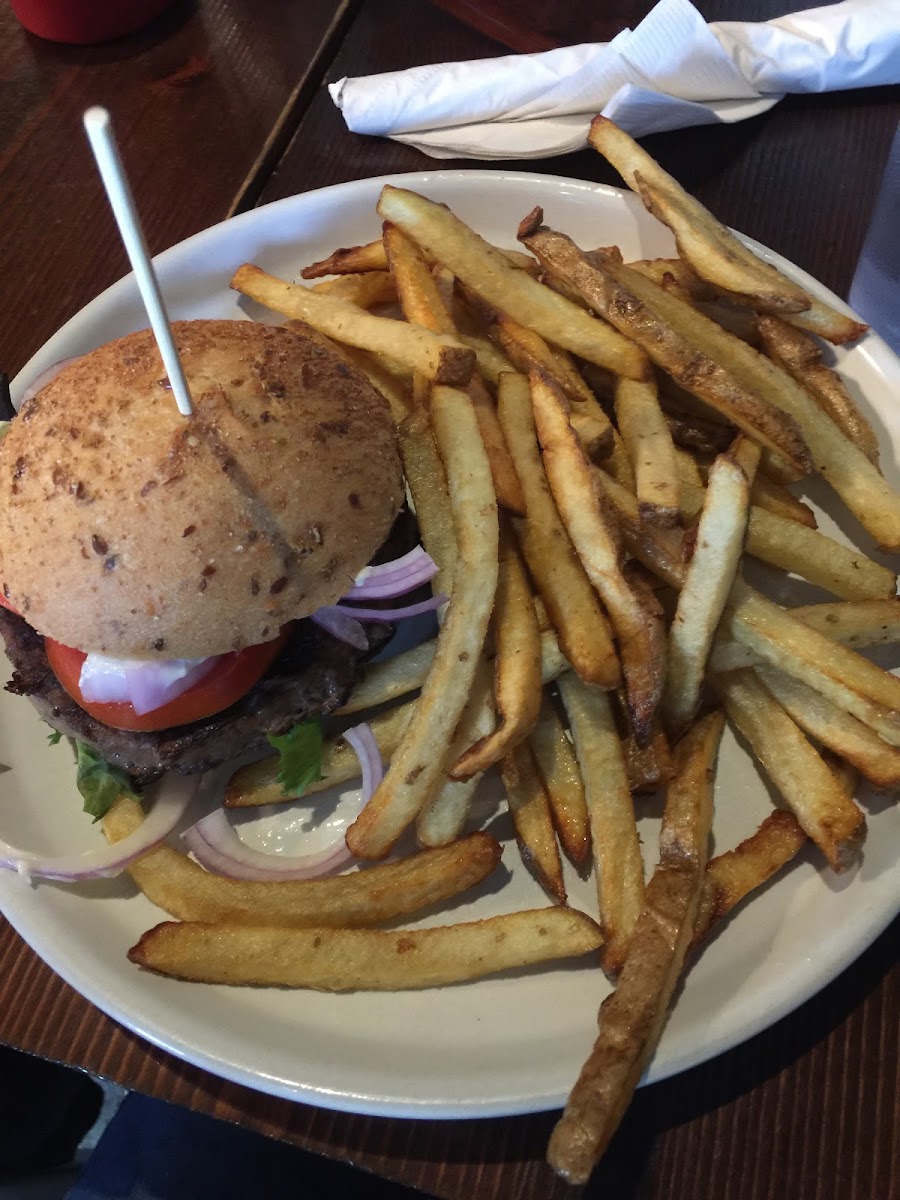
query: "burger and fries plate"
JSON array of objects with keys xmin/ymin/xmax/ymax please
[{"xmin": 1, "ymin": 170, "xmax": 898, "ymax": 1120}]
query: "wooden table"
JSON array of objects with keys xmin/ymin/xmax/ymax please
[{"xmin": 0, "ymin": 1, "xmax": 897, "ymax": 1196}]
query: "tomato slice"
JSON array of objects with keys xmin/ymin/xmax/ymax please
[{"xmin": 45, "ymin": 629, "xmax": 291, "ymax": 732}]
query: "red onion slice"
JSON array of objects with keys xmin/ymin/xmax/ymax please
[
  {"xmin": 20, "ymin": 356, "xmax": 82, "ymax": 406},
  {"xmin": 0, "ymin": 774, "xmax": 199, "ymax": 883},
  {"xmin": 337, "ymin": 593, "xmax": 448, "ymax": 622},
  {"xmin": 342, "ymin": 721, "xmax": 384, "ymax": 803},
  {"xmin": 344, "ymin": 559, "xmax": 438, "ymax": 601},
  {"xmin": 353, "ymin": 546, "xmax": 434, "ymax": 585},
  {"xmin": 182, "ymin": 810, "xmax": 354, "ymax": 881},
  {"xmin": 310, "ymin": 606, "xmax": 368, "ymax": 649},
  {"xmin": 180, "ymin": 722, "xmax": 382, "ymax": 882}
]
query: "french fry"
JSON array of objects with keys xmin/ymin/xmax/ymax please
[
  {"xmin": 757, "ymin": 315, "xmax": 880, "ymax": 465},
  {"xmin": 376, "ymin": 185, "xmax": 648, "ymax": 379},
  {"xmin": 309, "ymin": 270, "xmax": 397, "ymax": 308},
  {"xmin": 384, "ymin": 223, "xmax": 525, "ymax": 512},
  {"xmin": 230, "ymin": 264, "xmax": 475, "ymax": 386},
  {"xmin": 716, "ymin": 669, "xmax": 866, "ymax": 870},
  {"xmin": 337, "ymin": 641, "xmax": 436, "ymax": 715},
  {"xmin": 745, "ymin": 506, "xmax": 896, "ymax": 601},
  {"xmin": 346, "ymin": 384, "xmax": 499, "ymax": 858},
  {"xmin": 604, "ymin": 428, "xmax": 637, "ymax": 493},
  {"xmin": 547, "ymin": 711, "xmax": 723, "ymax": 1184},
  {"xmin": 451, "ymin": 525, "xmax": 542, "ymax": 778},
  {"xmin": 528, "ymin": 694, "xmax": 591, "ymax": 868},
  {"xmin": 755, "ymin": 664, "xmax": 900, "ymax": 790},
  {"xmin": 557, "ymin": 673, "xmax": 644, "ymax": 975},
  {"xmin": 622, "ymin": 723, "xmax": 674, "ymax": 794},
  {"xmin": 546, "ymin": 240, "xmax": 900, "ymax": 547},
  {"xmin": 691, "ymin": 810, "xmax": 808, "ymax": 946},
  {"xmin": 500, "ymin": 741, "xmax": 567, "ymax": 903},
  {"xmin": 518, "ymin": 217, "xmax": 811, "ymax": 478},
  {"xmin": 492, "ymin": 313, "xmax": 614, "ymax": 457},
  {"xmin": 724, "ymin": 580, "xmax": 900, "ymax": 748},
  {"xmin": 680, "ymin": 446, "xmax": 815, "ymax": 526},
  {"xmin": 663, "ymin": 454, "xmax": 751, "ymax": 734},
  {"xmin": 224, "ymin": 701, "xmax": 414, "ymax": 810},
  {"xmin": 417, "ymin": 660, "xmax": 496, "ymax": 847},
  {"xmin": 676, "ymin": 466, "xmax": 895, "ymax": 601},
  {"xmin": 104, "ymin": 797, "xmax": 501, "ymax": 926},
  {"xmin": 497, "ymin": 371, "xmax": 621, "ymax": 689},
  {"xmin": 531, "ymin": 370, "xmax": 664, "ymax": 742},
  {"xmin": 588, "ymin": 117, "xmax": 866, "ymax": 344},
  {"xmin": 673, "ymin": 446, "xmax": 704, "ymax": 491},
  {"xmin": 397, "ymin": 407, "xmax": 458, "ymax": 596},
  {"xmin": 628, "ymin": 257, "xmax": 711, "ymax": 295},
  {"xmin": 710, "ymin": 598, "xmax": 900, "ymax": 672},
  {"xmin": 302, "ymin": 238, "xmax": 389, "ymax": 278},
  {"xmin": 614, "ymin": 376, "xmax": 680, "ymax": 525},
  {"xmin": 597, "ymin": 471, "xmax": 900, "ymax": 746},
  {"xmin": 301, "ymin": 236, "xmax": 539, "ymax": 281},
  {"xmin": 458, "ymin": 331, "xmax": 517, "ymax": 387},
  {"xmin": 128, "ymin": 907, "xmax": 603, "ymax": 991},
  {"xmin": 746, "ymin": 474, "xmax": 816, "ymax": 528}
]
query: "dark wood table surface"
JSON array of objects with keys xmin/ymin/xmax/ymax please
[{"xmin": 0, "ymin": 0, "xmax": 897, "ymax": 1196}]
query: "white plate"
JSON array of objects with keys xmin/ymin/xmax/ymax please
[{"xmin": 2, "ymin": 171, "xmax": 899, "ymax": 1119}]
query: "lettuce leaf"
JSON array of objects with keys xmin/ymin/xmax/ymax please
[
  {"xmin": 75, "ymin": 741, "xmax": 139, "ymax": 822},
  {"xmin": 267, "ymin": 721, "xmax": 324, "ymax": 797}
]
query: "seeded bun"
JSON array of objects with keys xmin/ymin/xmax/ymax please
[{"xmin": 0, "ymin": 320, "xmax": 404, "ymax": 658}]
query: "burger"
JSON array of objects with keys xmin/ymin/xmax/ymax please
[{"xmin": 0, "ymin": 319, "xmax": 406, "ymax": 791}]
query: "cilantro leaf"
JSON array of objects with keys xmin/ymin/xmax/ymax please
[
  {"xmin": 75, "ymin": 741, "xmax": 139, "ymax": 822},
  {"xmin": 47, "ymin": 731, "xmax": 63, "ymax": 746},
  {"xmin": 267, "ymin": 721, "xmax": 323, "ymax": 797}
]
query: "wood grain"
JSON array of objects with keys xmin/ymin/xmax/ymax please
[{"xmin": 0, "ymin": 0, "xmax": 351, "ymax": 378}]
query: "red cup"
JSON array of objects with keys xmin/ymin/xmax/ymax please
[{"xmin": 9, "ymin": 0, "xmax": 174, "ymax": 43}]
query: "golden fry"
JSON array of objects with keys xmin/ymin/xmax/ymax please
[
  {"xmin": 383, "ymin": 223, "xmax": 525, "ymax": 513},
  {"xmin": 501, "ymin": 741, "xmax": 567, "ymax": 904},
  {"xmin": 755, "ymin": 664, "xmax": 900, "ymax": 790},
  {"xmin": 547, "ymin": 711, "xmax": 723, "ymax": 1184},
  {"xmin": 518, "ymin": 219, "xmax": 811, "ymax": 478},
  {"xmin": 104, "ymin": 797, "xmax": 501, "ymax": 927},
  {"xmin": 716, "ymin": 669, "xmax": 866, "ymax": 871},
  {"xmin": 557, "ymin": 673, "xmax": 645, "ymax": 976},
  {"xmin": 498, "ymin": 371, "xmax": 621, "ymax": 689},
  {"xmin": 692, "ymin": 810, "xmax": 807, "ymax": 946},
  {"xmin": 531, "ymin": 370, "xmax": 664, "ymax": 742},
  {"xmin": 588, "ymin": 117, "xmax": 865, "ymax": 344},
  {"xmin": 663, "ymin": 454, "xmax": 751, "ymax": 734},
  {"xmin": 614, "ymin": 376, "xmax": 680, "ymax": 525},
  {"xmin": 528, "ymin": 694, "xmax": 591, "ymax": 868},
  {"xmin": 130, "ymin": 907, "xmax": 603, "ymax": 991},
  {"xmin": 231, "ymin": 264, "xmax": 475, "ymax": 386},
  {"xmin": 376, "ymin": 184, "xmax": 648, "ymax": 378},
  {"xmin": 451, "ymin": 525, "xmax": 542, "ymax": 778},
  {"xmin": 347, "ymin": 385, "xmax": 498, "ymax": 858},
  {"xmin": 757, "ymin": 315, "xmax": 880, "ymax": 463}
]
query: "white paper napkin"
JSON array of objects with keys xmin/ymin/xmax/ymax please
[{"xmin": 328, "ymin": 0, "xmax": 900, "ymax": 159}]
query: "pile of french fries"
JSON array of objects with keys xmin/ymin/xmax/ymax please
[{"xmin": 108, "ymin": 116, "xmax": 900, "ymax": 1184}]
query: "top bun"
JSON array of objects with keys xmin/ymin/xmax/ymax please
[{"xmin": 0, "ymin": 320, "xmax": 404, "ymax": 658}]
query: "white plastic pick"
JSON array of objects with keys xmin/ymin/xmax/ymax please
[{"xmin": 83, "ymin": 106, "xmax": 193, "ymax": 416}]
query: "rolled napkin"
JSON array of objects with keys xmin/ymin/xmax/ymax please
[{"xmin": 329, "ymin": 0, "xmax": 900, "ymax": 159}]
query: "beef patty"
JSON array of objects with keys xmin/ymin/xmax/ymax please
[{"xmin": 0, "ymin": 610, "xmax": 390, "ymax": 784}]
